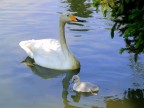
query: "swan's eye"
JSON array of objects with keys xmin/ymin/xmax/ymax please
[{"xmin": 67, "ymin": 15, "xmax": 70, "ymax": 17}]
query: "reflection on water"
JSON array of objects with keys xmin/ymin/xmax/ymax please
[
  {"xmin": 22, "ymin": 57, "xmax": 80, "ymax": 81},
  {"xmin": 62, "ymin": 0, "xmax": 93, "ymax": 17},
  {"xmin": 124, "ymin": 88, "xmax": 144, "ymax": 108},
  {"xmin": 61, "ymin": 0, "xmax": 92, "ymax": 32},
  {"xmin": 129, "ymin": 55, "xmax": 144, "ymax": 73},
  {"xmin": 106, "ymin": 88, "xmax": 144, "ymax": 108},
  {"xmin": 62, "ymin": 71, "xmax": 81, "ymax": 108},
  {"xmin": 124, "ymin": 88, "xmax": 144, "ymax": 100},
  {"xmin": 0, "ymin": 0, "xmax": 144, "ymax": 108},
  {"xmin": 22, "ymin": 57, "xmax": 80, "ymax": 79},
  {"xmin": 23, "ymin": 57, "xmax": 81, "ymax": 108},
  {"xmin": 128, "ymin": 55, "xmax": 144, "ymax": 87},
  {"xmin": 23, "ymin": 57, "xmax": 99, "ymax": 108}
]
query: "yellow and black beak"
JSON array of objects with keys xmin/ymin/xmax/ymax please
[{"xmin": 70, "ymin": 15, "xmax": 84, "ymax": 22}]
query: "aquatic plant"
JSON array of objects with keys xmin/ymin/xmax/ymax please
[{"xmin": 93, "ymin": 0, "xmax": 144, "ymax": 61}]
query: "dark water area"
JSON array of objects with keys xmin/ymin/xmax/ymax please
[{"xmin": 0, "ymin": 0, "xmax": 144, "ymax": 108}]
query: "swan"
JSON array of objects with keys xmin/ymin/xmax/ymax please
[
  {"xmin": 72, "ymin": 75, "xmax": 99, "ymax": 94},
  {"xmin": 19, "ymin": 13, "xmax": 84, "ymax": 70}
]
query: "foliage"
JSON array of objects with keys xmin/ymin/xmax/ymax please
[
  {"xmin": 93, "ymin": 0, "xmax": 144, "ymax": 61},
  {"xmin": 92, "ymin": 0, "xmax": 111, "ymax": 17}
]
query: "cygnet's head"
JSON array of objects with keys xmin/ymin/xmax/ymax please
[
  {"xmin": 72, "ymin": 75, "xmax": 80, "ymax": 83},
  {"xmin": 60, "ymin": 13, "xmax": 84, "ymax": 23}
]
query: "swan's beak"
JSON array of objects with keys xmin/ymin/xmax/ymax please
[{"xmin": 70, "ymin": 15, "xmax": 84, "ymax": 22}]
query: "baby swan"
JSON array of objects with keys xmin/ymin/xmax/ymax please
[{"xmin": 72, "ymin": 75, "xmax": 99, "ymax": 94}]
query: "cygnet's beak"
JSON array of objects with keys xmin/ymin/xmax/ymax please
[{"xmin": 70, "ymin": 15, "xmax": 84, "ymax": 22}]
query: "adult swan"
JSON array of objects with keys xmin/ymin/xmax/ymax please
[{"xmin": 19, "ymin": 13, "xmax": 84, "ymax": 70}]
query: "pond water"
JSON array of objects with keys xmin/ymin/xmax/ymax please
[{"xmin": 0, "ymin": 0, "xmax": 144, "ymax": 108}]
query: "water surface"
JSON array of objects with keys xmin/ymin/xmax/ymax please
[{"xmin": 0, "ymin": 0, "xmax": 144, "ymax": 108}]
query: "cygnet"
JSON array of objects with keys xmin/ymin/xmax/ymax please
[{"xmin": 72, "ymin": 75, "xmax": 99, "ymax": 94}]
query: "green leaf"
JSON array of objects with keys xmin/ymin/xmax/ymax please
[
  {"xmin": 135, "ymin": 42, "xmax": 140, "ymax": 49},
  {"xmin": 111, "ymin": 22, "xmax": 117, "ymax": 38},
  {"xmin": 118, "ymin": 5, "xmax": 124, "ymax": 14},
  {"xmin": 119, "ymin": 48, "xmax": 125, "ymax": 54},
  {"xmin": 125, "ymin": 0, "xmax": 129, "ymax": 4},
  {"xmin": 92, "ymin": 0, "xmax": 101, "ymax": 6},
  {"xmin": 103, "ymin": 9, "xmax": 107, "ymax": 17}
]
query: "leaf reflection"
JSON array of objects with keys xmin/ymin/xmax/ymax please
[
  {"xmin": 105, "ymin": 88, "xmax": 144, "ymax": 108},
  {"xmin": 62, "ymin": 0, "xmax": 93, "ymax": 18},
  {"xmin": 129, "ymin": 55, "xmax": 144, "ymax": 73}
]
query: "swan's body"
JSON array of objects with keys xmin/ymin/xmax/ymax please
[
  {"xmin": 72, "ymin": 75, "xmax": 99, "ymax": 93},
  {"xmin": 19, "ymin": 13, "xmax": 83, "ymax": 70},
  {"xmin": 19, "ymin": 39, "xmax": 79, "ymax": 70}
]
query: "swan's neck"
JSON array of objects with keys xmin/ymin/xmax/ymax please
[
  {"xmin": 59, "ymin": 20, "xmax": 69, "ymax": 54},
  {"xmin": 59, "ymin": 20, "xmax": 80, "ymax": 69}
]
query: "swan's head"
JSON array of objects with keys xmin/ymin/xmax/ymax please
[
  {"xmin": 60, "ymin": 13, "xmax": 84, "ymax": 23},
  {"xmin": 72, "ymin": 75, "xmax": 80, "ymax": 83}
]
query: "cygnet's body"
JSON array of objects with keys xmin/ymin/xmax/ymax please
[{"xmin": 72, "ymin": 75, "xmax": 99, "ymax": 93}]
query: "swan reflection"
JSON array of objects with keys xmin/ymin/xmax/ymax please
[
  {"xmin": 22, "ymin": 57, "xmax": 81, "ymax": 107},
  {"xmin": 22, "ymin": 57, "xmax": 80, "ymax": 79}
]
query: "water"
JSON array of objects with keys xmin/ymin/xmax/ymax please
[{"xmin": 0, "ymin": 0, "xmax": 144, "ymax": 108}]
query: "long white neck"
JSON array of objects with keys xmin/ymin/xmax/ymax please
[
  {"xmin": 59, "ymin": 18, "xmax": 80, "ymax": 69},
  {"xmin": 59, "ymin": 20, "xmax": 70, "ymax": 54}
]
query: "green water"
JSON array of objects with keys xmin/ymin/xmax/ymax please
[{"xmin": 0, "ymin": 0, "xmax": 144, "ymax": 108}]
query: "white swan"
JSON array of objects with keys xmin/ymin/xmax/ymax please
[
  {"xmin": 19, "ymin": 13, "xmax": 84, "ymax": 70},
  {"xmin": 72, "ymin": 75, "xmax": 99, "ymax": 94}
]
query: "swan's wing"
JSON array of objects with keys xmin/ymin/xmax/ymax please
[
  {"xmin": 19, "ymin": 39, "xmax": 64, "ymax": 63},
  {"xmin": 73, "ymin": 82, "xmax": 89, "ymax": 92},
  {"xmin": 85, "ymin": 82, "xmax": 99, "ymax": 92},
  {"xmin": 33, "ymin": 39, "xmax": 66, "ymax": 68},
  {"xmin": 19, "ymin": 40, "xmax": 35, "ymax": 58},
  {"xmin": 35, "ymin": 39, "xmax": 61, "ymax": 52},
  {"xmin": 75, "ymin": 82, "xmax": 99, "ymax": 92},
  {"xmin": 30, "ymin": 39, "xmax": 62, "ymax": 55},
  {"xmin": 20, "ymin": 39, "xmax": 61, "ymax": 54}
]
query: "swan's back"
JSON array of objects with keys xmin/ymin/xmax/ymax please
[{"xmin": 19, "ymin": 39, "xmax": 61, "ymax": 56}]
